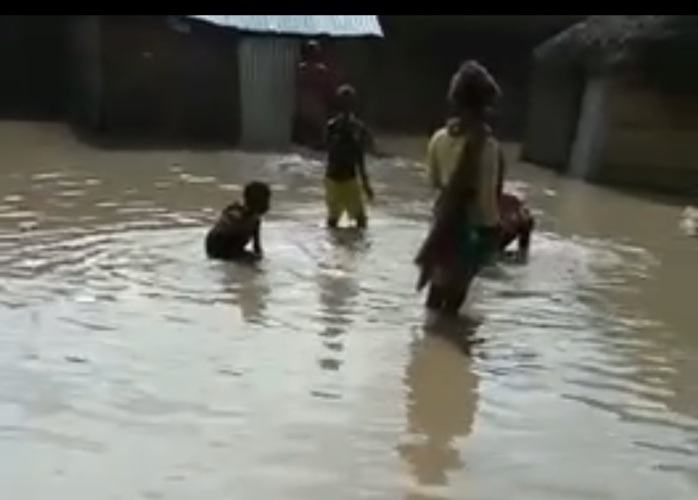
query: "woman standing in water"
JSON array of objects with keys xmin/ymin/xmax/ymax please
[{"xmin": 415, "ymin": 60, "xmax": 503, "ymax": 318}]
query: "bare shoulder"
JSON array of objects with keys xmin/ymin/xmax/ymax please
[
  {"xmin": 431, "ymin": 126, "xmax": 449, "ymax": 140},
  {"xmin": 326, "ymin": 115, "xmax": 342, "ymax": 132},
  {"xmin": 483, "ymin": 134, "xmax": 501, "ymax": 152},
  {"xmin": 428, "ymin": 126, "xmax": 449, "ymax": 146}
]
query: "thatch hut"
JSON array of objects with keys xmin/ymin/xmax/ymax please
[{"xmin": 522, "ymin": 15, "xmax": 698, "ymax": 195}]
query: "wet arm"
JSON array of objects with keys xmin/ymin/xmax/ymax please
[
  {"xmin": 517, "ymin": 211, "xmax": 534, "ymax": 256},
  {"xmin": 479, "ymin": 139, "xmax": 502, "ymax": 227},
  {"xmin": 497, "ymin": 146, "xmax": 506, "ymax": 197},
  {"xmin": 426, "ymin": 134, "xmax": 442, "ymax": 190},
  {"xmin": 358, "ymin": 126, "xmax": 373, "ymax": 194},
  {"xmin": 357, "ymin": 152, "xmax": 372, "ymax": 194},
  {"xmin": 252, "ymin": 220, "xmax": 263, "ymax": 256}
]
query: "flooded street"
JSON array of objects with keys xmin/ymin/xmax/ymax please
[{"xmin": 0, "ymin": 122, "xmax": 697, "ymax": 499}]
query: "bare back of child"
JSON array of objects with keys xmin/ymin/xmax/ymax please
[{"xmin": 205, "ymin": 181, "xmax": 271, "ymax": 263}]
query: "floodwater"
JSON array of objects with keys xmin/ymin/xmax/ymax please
[{"xmin": 0, "ymin": 122, "xmax": 696, "ymax": 499}]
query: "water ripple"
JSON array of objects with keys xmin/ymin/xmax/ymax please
[{"xmin": 0, "ymin": 129, "xmax": 696, "ymax": 498}]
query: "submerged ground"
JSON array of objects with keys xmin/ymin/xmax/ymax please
[{"xmin": 0, "ymin": 123, "xmax": 696, "ymax": 499}]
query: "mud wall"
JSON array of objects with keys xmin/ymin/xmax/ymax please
[
  {"xmin": 521, "ymin": 65, "xmax": 583, "ymax": 170},
  {"xmin": 0, "ymin": 15, "xmax": 70, "ymax": 120},
  {"xmin": 68, "ymin": 16, "xmax": 103, "ymax": 133},
  {"xmin": 99, "ymin": 16, "xmax": 241, "ymax": 145},
  {"xmin": 600, "ymin": 77, "xmax": 698, "ymax": 195}
]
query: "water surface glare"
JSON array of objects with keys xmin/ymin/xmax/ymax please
[{"xmin": 0, "ymin": 124, "xmax": 696, "ymax": 499}]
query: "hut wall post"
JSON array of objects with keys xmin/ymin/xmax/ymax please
[
  {"xmin": 568, "ymin": 75, "xmax": 611, "ymax": 179},
  {"xmin": 238, "ymin": 35, "xmax": 299, "ymax": 150}
]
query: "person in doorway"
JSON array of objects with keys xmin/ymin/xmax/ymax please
[
  {"xmin": 205, "ymin": 181, "xmax": 271, "ymax": 262},
  {"xmin": 293, "ymin": 39, "xmax": 338, "ymax": 150},
  {"xmin": 324, "ymin": 84, "xmax": 374, "ymax": 229},
  {"xmin": 415, "ymin": 60, "xmax": 503, "ymax": 317}
]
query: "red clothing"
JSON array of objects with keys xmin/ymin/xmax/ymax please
[
  {"xmin": 499, "ymin": 192, "xmax": 528, "ymax": 233},
  {"xmin": 498, "ymin": 192, "xmax": 534, "ymax": 252},
  {"xmin": 296, "ymin": 61, "xmax": 336, "ymax": 124}
]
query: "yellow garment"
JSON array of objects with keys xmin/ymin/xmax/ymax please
[
  {"xmin": 324, "ymin": 178, "xmax": 366, "ymax": 220},
  {"xmin": 426, "ymin": 127, "xmax": 501, "ymax": 227}
]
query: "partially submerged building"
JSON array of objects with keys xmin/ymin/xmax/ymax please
[
  {"xmin": 2, "ymin": 15, "xmax": 589, "ymax": 146},
  {"xmin": 522, "ymin": 15, "xmax": 698, "ymax": 195},
  {"xmin": 70, "ymin": 15, "xmax": 382, "ymax": 149},
  {"xmin": 0, "ymin": 15, "xmax": 381, "ymax": 149},
  {"xmin": 187, "ymin": 15, "xmax": 383, "ymax": 150}
]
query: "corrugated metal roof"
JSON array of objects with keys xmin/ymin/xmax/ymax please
[{"xmin": 185, "ymin": 15, "xmax": 383, "ymax": 37}]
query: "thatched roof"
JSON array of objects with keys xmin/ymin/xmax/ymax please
[{"xmin": 534, "ymin": 16, "xmax": 698, "ymax": 73}]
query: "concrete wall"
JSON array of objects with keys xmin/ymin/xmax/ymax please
[
  {"xmin": 599, "ymin": 78, "xmax": 698, "ymax": 194},
  {"xmin": 521, "ymin": 65, "xmax": 583, "ymax": 169}
]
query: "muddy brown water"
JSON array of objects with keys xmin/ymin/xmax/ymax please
[{"xmin": 0, "ymin": 122, "xmax": 696, "ymax": 499}]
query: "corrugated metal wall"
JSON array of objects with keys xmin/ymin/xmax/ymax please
[{"xmin": 238, "ymin": 36, "xmax": 299, "ymax": 150}]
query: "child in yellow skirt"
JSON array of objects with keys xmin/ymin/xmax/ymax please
[{"xmin": 324, "ymin": 84, "xmax": 374, "ymax": 229}]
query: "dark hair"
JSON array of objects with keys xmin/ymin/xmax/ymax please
[
  {"xmin": 301, "ymin": 39, "xmax": 321, "ymax": 59},
  {"xmin": 336, "ymin": 84, "xmax": 356, "ymax": 112},
  {"xmin": 448, "ymin": 60, "xmax": 501, "ymax": 118},
  {"xmin": 243, "ymin": 181, "xmax": 271, "ymax": 205}
]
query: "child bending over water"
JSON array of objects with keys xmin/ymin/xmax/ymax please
[
  {"xmin": 498, "ymin": 192, "xmax": 534, "ymax": 259},
  {"xmin": 205, "ymin": 181, "xmax": 271, "ymax": 262},
  {"xmin": 324, "ymin": 84, "xmax": 374, "ymax": 229}
]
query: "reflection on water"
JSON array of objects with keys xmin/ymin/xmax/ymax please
[
  {"xmin": 218, "ymin": 263, "xmax": 269, "ymax": 325},
  {"xmin": 316, "ymin": 229, "xmax": 364, "ymax": 373},
  {"xmin": 0, "ymin": 123, "xmax": 697, "ymax": 499},
  {"xmin": 399, "ymin": 334, "xmax": 479, "ymax": 499}
]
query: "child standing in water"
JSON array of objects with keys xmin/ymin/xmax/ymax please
[
  {"xmin": 416, "ymin": 61, "xmax": 503, "ymax": 317},
  {"xmin": 324, "ymin": 84, "xmax": 374, "ymax": 229},
  {"xmin": 205, "ymin": 181, "xmax": 271, "ymax": 262}
]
